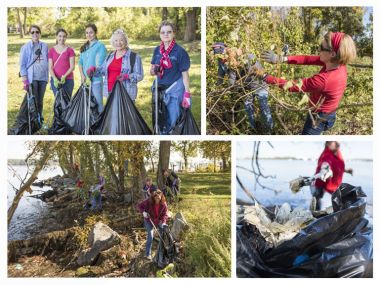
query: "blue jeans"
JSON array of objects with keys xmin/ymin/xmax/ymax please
[
  {"xmin": 91, "ymin": 81, "xmax": 104, "ymax": 113},
  {"xmin": 244, "ymin": 88, "xmax": 273, "ymax": 131},
  {"xmin": 302, "ymin": 112, "xmax": 336, "ymax": 135},
  {"xmin": 50, "ymin": 78, "xmax": 74, "ymax": 97},
  {"xmin": 310, "ymin": 186, "xmax": 325, "ymax": 211},
  {"xmin": 90, "ymin": 193, "xmax": 102, "ymax": 211},
  {"xmin": 144, "ymin": 219, "xmax": 163, "ymax": 257},
  {"xmin": 164, "ymin": 78, "xmax": 185, "ymax": 134}
]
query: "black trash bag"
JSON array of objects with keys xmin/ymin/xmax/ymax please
[
  {"xmin": 9, "ymin": 91, "xmax": 42, "ymax": 135},
  {"xmin": 154, "ymin": 226, "xmax": 179, "ymax": 269},
  {"xmin": 62, "ymin": 84, "xmax": 99, "ymax": 134},
  {"xmin": 92, "ymin": 80, "xmax": 152, "ymax": 135},
  {"xmin": 48, "ymin": 86, "xmax": 71, "ymax": 135},
  {"xmin": 171, "ymin": 108, "xmax": 200, "ymax": 135},
  {"xmin": 237, "ymin": 183, "xmax": 373, "ymax": 278},
  {"xmin": 151, "ymin": 84, "xmax": 168, "ymax": 134}
]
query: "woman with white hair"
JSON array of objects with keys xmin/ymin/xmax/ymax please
[{"xmin": 88, "ymin": 28, "xmax": 144, "ymax": 101}]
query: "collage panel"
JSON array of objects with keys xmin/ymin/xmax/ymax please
[
  {"xmin": 7, "ymin": 140, "xmax": 231, "ymax": 277},
  {"xmin": 206, "ymin": 6, "xmax": 373, "ymax": 135},
  {"xmin": 236, "ymin": 141, "xmax": 373, "ymax": 277},
  {"xmin": 7, "ymin": 7, "xmax": 201, "ymax": 136}
]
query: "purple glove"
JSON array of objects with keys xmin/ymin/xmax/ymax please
[
  {"xmin": 182, "ymin": 91, "xmax": 191, "ymax": 109},
  {"xmin": 86, "ymin": 66, "xmax": 96, "ymax": 77},
  {"xmin": 117, "ymin": 73, "xmax": 129, "ymax": 82},
  {"xmin": 23, "ymin": 79, "xmax": 29, "ymax": 91}
]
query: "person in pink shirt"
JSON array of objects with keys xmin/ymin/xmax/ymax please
[
  {"xmin": 48, "ymin": 28, "xmax": 75, "ymax": 96},
  {"xmin": 259, "ymin": 31, "xmax": 357, "ymax": 135}
]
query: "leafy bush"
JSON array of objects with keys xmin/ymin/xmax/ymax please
[{"xmin": 206, "ymin": 7, "xmax": 373, "ymax": 135}]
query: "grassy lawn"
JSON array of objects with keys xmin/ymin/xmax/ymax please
[
  {"xmin": 172, "ymin": 171, "xmax": 231, "ymax": 277},
  {"xmin": 7, "ymin": 35, "xmax": 201, "ymax": 132}
]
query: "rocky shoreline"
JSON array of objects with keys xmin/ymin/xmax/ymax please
[{"xmin": 8, "ymin": 174, "xmax": 189, "ymax": 277}]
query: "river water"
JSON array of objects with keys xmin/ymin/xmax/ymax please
[
  {"xmin": 236, "ymin": 159, "xmax": 373, "ymax": 219},
  {"xmin": 8, "ymin": 165, "xmax": 63, "ymax": 240}
]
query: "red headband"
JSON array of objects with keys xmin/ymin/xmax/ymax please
[{"xmin": 330, "ymin": 32, "xmax": 345, "ymax": 53}]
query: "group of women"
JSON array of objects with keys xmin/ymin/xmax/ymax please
[{"xmin": 19, "ymin": 21, "xmax": 192, "ymax": 134}]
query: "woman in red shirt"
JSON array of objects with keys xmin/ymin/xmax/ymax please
[
  {"xmin": 137, "ymin": 189, "xmax": 168, "ymax": 260},
  {"xmin": 311, "ymin": 141, "xmax": 353, "ymax": 210},
  {"xmin": 87, "ymin": 28, "xmax": 144, "ymax": 102},
  {"xmin": 260, "ymin": 32, "xmax": 357, "ymax": 135}
]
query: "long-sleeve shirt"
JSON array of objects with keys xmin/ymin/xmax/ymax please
[
  {"xmin": 79, "ymin": 40, "xmax": 107, "ymax": 83},
  {"xmin": 314, "ymin": 147, "xmax": 345, "ymax": 193},
  {"xmin": 265, "ymin": 55, "xmax": 347, "ymax": 113},
  {"xmin": 94, "ymin": 49, "xmax": 144, "ymax": 101},
  {"xmin": 137, "ymin": 199, "xmax": 168, "ymax": 225},
  {"xmin": 19, "ymin": 40, "xmax": 49, "ymax": 82}
]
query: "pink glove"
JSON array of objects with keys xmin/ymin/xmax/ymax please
[
  {"xmin": 117, "ymin": 73, "xmax": 129, "ymax": 82},
  {"xmin": 182, "ymin": 91, "xmax": 191, "ymax": 109},
  {"xmin": 23, "ymin": 79, "xmax": 29, "ymax": 91},
  {"xmin": 86, "ymin": 66, "xmax": 96, "ymax": 77}
]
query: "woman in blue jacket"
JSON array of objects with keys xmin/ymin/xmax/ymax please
[
  {"xmin": 151, "ymin": 21, "xmax": 191, "ymax": 134},
  {"xmin": 78, "ymin": 24, "xmax": 107, "ymax": 112},
  {"xmin": 19, "ymin": 24, "xmax": 49, "ymax": 120}
]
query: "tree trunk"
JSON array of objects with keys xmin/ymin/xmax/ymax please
[
  {"xmin": 117, "ymin": 142, "xmax": 125, "ymax": 192},
  {"xmin": 8, "ymin": 141, "xmax": 58, "ymax": 226},
  {"xmin": 16, "ymin": 8, "xmax": 23, "ymax": 38},
  {"xmin": 213, "ymin": 157, "xmax": 216, "ymax": 173},
  {"xmin": 100, "ymin": 142, "xmax": 121, "ymax": 191},
  {"xmin": 184, "ymin": 8, "xmax": 197, "ymax": 42},
  {"xmin": 157, "ymin": 141, "xmax": 171, "ymax": 189},
  {"xmin": 22, "ymin": 8, "xmax": 27, "ymax": 36},
  {"xmin": 221, "ymin": 156, "xmax": 227, "ymax": 171},
  {"xmin": 162, "ymin": 7, "xmax": 168, "ymax": 21}
]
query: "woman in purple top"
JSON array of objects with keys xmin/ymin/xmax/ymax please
[{"xmin": 48, "ymin": 28, "xmax": 75, "ymax": 96}]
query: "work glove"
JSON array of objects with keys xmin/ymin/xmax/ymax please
[
  {"xmin": 212, "ymin": 42, "xmax": 226, "ymax": 54},
  {"xmin": 60, "ymin": 75, "xmax": 66, "ymax": 85},
  {"xmin": 23, "ymin": 79, "xmax": 30, "ymax": 91},
  {"xmin": 117, "ymin": 73, "xmax": 129, "ymax": 82},
  {"xmin": 346, "ymin": 168, "xmax": 353, "ymax": 175},
  {"xmin": 316, "ymin": 162, "xmax": 333, "ymax": 182},
  {"xmin": 86, "ymin": 66, "xmax": 96, "ymax": 78},
  {"xmin": 159, "ymin": 222, "xmax": 167, "ymax": 228},
  {"xmin": 85, "ymin": 77, "xmax": 91, "ymax": 86},
  {"xmin": 261, "ymin": 50, "xmax": 285, "ymax": 64},
  {"xmin": 182, "ymin": 91, "xmax": 191, "ymax": 109},
  {"xmin": 143, "ymin": 211, "xmax": 149, "ymax": 218},
  {"xmin": 53, "ymin": 77, "xmax": 60, "ymax": 88}
]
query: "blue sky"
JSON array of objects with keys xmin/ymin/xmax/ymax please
[{"xmin": 236, "ymin": 141, "xmax": 372, "ymax": 160}]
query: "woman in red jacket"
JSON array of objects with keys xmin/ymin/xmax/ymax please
[
  {"xmin": 260, "ymin": 32, "xmax": 357, "ymax": 135},
  {"xmin": 137, "ymin": 189, "xmax": 168, "ymax": 260},
  {"xmin": 311, "ymin": 141, "xmax": 353, "ymax": 210}
]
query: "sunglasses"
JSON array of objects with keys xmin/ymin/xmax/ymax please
[
  {"xmin": 31, "ymin": 31, "xmax": 40, "ymax": 35},
  {"xmin": 160, "ymin": 30, "xmax": 173, "ymax": 35},
  {"xmin": 319, "ymin": 43, "xmax": 332, "ymax": 52}
]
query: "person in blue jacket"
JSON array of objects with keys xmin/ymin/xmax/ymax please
[
  {"xmin": 150, "ymin": 20, "xmax": 191, "ymax": 134},
  {"xmin": 78, "ymin": 24, "xmax": 107, "ymax": 112},
  {"xmin": 19, "ymin": 24, "xmax": 49, "ymax": 121}
]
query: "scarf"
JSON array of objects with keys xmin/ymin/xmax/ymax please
[{"xmin": 159, "ymin": 39, "xmax": 176, "ymax": 78}]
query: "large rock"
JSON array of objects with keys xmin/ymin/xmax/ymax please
[
  {"xmin": 77, "ymin": 222, "xmax": 120, "ymax": 266},
  {"xmin": 171, "ymin": 213, "xmax": 188, "ymax": 241}
]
